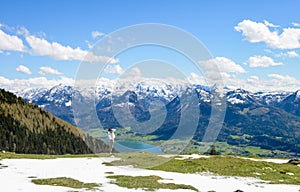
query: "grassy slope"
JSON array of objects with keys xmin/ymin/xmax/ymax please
[
  {"xmin": 32, "ymin": 177, "xmax": 100, "ymax": 189},
  {"xmin": 151, "ymin": 156, "xmax": 300, "ymax": 185},
  {"xmin": 103, "ymin": 152, "xmax": 300, "ymax": 185},
  {"xmin": 1, "ymin": 151, "xmax": 299, "ymax": 185}
]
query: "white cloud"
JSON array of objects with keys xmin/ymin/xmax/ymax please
[
  {"xmin": 287, "ymin": 51, "xmax": 299, "ymax": 58},
  {"xmin": 187, "ymin": 70, "xmax": 300, "ymax": 92},
  {"xmin": 197, "ymin": 57, "xmax": 245, "ymax": 89},
  {"xmin": 276, "ymin": 51, "xmax": 299, "ymax": 58},
  {"xmin": 121, "ymin": 67, "xmax": 142, "ymax": 79},
  {"xmin": 25, "ymin": 35, "xmax": 118, "ymax": 63},
  {"xmin": 264, "ymin": 20, "xmax": 280, "ymax": 28},
  {"xmin": 219, "ymin": 73, "xmax": 300, "ymax": 92},
  {"xmin": 104, "ymin": 64, "xmax": 124, "ymax": 74},
  {"xmin": 244, "ymin": 76, "xmax": 260, "ymax": 87},
  {"xmin": 38, "ymin": 66, "xmax": 63, "ymax": 76},
  {"xmin": 235, "ymin": 19, "xmax": 300, "ymax": 49},
  {"xmin": 91, "ymin": 31, "xmax": 104, "ymax": 39},
  {"xmin": 199, "ymin": 57, "xmax": 246, "ymax": 73},
  {"xmin": 292, "ymin": 22, "xmax": 300, "ymax": 27},
  {"xmin": 268, "ymin": 74, "xmax": 299, "ymax": 83},
  {"xmin": 85, "ymin": 40, "xmax": 93, "ymax": 49},
  {"xmin": 187, "ymin": 72, "xmax": 206, "ymax": 85},
  {"xmin": 0, "ymin": 29, "xmax": 26, "ymax": 52},
  {"xmin": 249, "ymin": 75, "xmax": 259, "ymax": 80},
  {"xmin": 0, "ymin": 76, "xmax": 75, "ymax": 91},
  {"xmin": 266, "ymin": 74, "xmax": 300, "ymax": 90},
  {"xmin": 0, "ymin": 25, "xmax": 118, "ymax": 63},
  {"xmin": 246, "ymin": 55, "xmax": 282, "ymax": 67},
  {"xmin": 16, "ymin": 65, "xmax": 32, "ymax": 75},
  {"xmin": 16, "ymin": 26, "xmax": 30, "ymax": 36},
  {"xmin": 130, "ymin": 67, "xmax": 142, "ymax": 77},
  {"xmin": 197, "ymin": 57, "xmax": 300, "ymax": 91}
]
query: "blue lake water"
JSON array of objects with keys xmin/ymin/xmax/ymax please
[{"xmin": 114, "ymin": 140, "xmax": 162, "ymax": 154}]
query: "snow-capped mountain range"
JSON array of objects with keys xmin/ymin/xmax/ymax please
[
  {"xmin": 13, "ymin": 83, "xmax": 295, "ymax": 110},
  {"xmin": 11, "ymin": 83, "xmax": 299, "ymax": 128},
  {"xmin": 7, "ymin": 83, "xmax": 300, "ymax": 155}
]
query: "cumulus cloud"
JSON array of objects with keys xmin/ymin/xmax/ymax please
[
  {"xmin": 0, "ymin": 76, "xmax": 75, "ymax": 91},
  {"xmin": 38, "ymin": 66, "xmax": 63, "ymax": 76},
  {"xmin": 0, "ymin": 29, "xmax": 26, "ymax": 52},
  {"xmin": 249, "ymin": 75, "xmax": 259, "ymax": 80},
  {"xmin": 186, "ymin": 72, "xmax": 205, "ymax": 85},
  {"xmin": 276, "ymin": 51, "xmax": 299, "ymax": 58},
  {"xmin": 246, "ymin": 55, "xmax": 282, "ymax": 67},
  {"xmin": 104, "ymin": 64, "xmax": 124, "ymax": 74},
  {"xmin": 268, "ymin": 74, "xmax": 299, "ymax": 83},
  {"xmin": 120, "ymin": 67, "xmax": 143, "ymax": 80},
  {"xmin": 25, "ymin": 35, "xmax": 118, "ymax": 63},
  {"xmin": 287, "ymin": 51, "xmax": 299, "ymax": 57},
  {"xmin": 0, "ymin": 24, "xmax": 118, "ymax": 63},
  {"xmin": 219, "ymin": 73, "xmax": 300, "ymax": 92},
  {"xmin": 130, "ymin": 67, "xmax": 142, "ymax": 77},
  {"xmin": 263, "ymin": 20, "xmax": 280, "ymax": 28},
  {"xmin": 264, "ymin": 74, "xmax": 300, "ymax": 90},
  {"xmin": 197, "ymin": 57, "xmax": 245, "ymax": 89},
  {"xmin": 292, "ymin": 22, "xmax": 300, "ymax": 27},
  {"xmin": 16, "ymin": 26, "xmax": 30, "ymax": 36},
  {"xmin": 235, "ymin": 19, "xmax": 300, "ymax": 49},
  {"xmin": 197, "ymin": 57, "xmax": 300, "ymax": 91},
  {"xmin": 199, "ymin": 57, "xmax": 246, "ymax": 73},
  {"xmin": 91, "ymin": 31, "xmax": 104, "ymax": 39},
  {"xmin": 16, "ymin": 65, "xmax": 32, "ymax": 75},
  {"xmin": 246, "ymin": 76, "xmax": 259, "ymax": 84}
]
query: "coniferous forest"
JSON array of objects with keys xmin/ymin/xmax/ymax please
[{"xmin": 0, "ymin": 89, "xmax": 109, "ymax": 154}]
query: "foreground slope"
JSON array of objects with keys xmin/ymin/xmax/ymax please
[{"xmin": 0, "ymin": 154, "xmax": 299, "ymax": 192}]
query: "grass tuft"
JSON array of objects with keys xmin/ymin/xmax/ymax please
[
  {"xmin": 31, "ymin": 177, "xmax": 100, "ymax": 189},
  {"xmin": 107, "ymin": 175, "xmax": 198, "ymax": 191}
]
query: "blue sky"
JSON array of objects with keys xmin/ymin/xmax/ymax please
[{"xmin": 1, "ymin": 0, "xmax": 300, "ymax": 91}]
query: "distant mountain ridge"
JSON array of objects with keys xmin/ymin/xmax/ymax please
[
  {"xmin": 11, "ymin": 84, "xmax": 300, "ymax": 154},
  {"xmin": 0, "ymin": 89, "xmax": 109, "ymax": 154},
  {"xmin": 14, "ymin": 84, "xmax": 298, "ymax": 120}
]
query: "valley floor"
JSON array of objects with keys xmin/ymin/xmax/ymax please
[{"xmin": 0, "ymin": 156, "xmax": 299, "ymax": 192}]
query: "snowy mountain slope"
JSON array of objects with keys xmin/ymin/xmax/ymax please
[{"xmin": 277, "ymin": 90, "xmax": 300, "ymax": 116}]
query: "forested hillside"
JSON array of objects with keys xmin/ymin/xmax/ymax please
[{"xmin": 0, "ymin": 89, "xmax": 109, "ymax": 154}]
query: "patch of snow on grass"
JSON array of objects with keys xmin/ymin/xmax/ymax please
[{"xmin": 0, "ymin": 157, "xmax": 299, "ymax": 192}]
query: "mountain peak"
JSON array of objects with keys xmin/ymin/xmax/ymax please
[
  {"xmin": 225, "ymin": 88, "xmax": 257, "ymax": 105},
  {"xmin": 295, "ymin": 90, "xmax": 300, "ymax": 99}
]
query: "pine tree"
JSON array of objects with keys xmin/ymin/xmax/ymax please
[{"xmin": 209, "ymin": 145, "xmax": 218, "ymax": 155}]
